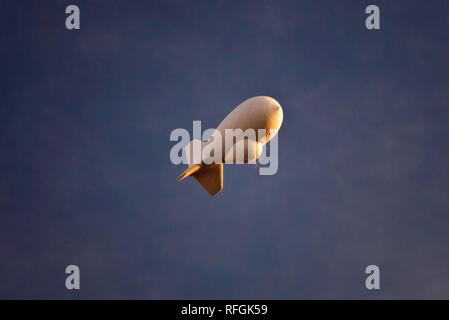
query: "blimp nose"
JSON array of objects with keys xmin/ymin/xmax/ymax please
[
  {"xmin": 265, "ymin": 98, "xmax": 283, "ymax": 130},
  {"xmin": 268, "ymin": 100, "xmax": 282, "ymax": 118}
]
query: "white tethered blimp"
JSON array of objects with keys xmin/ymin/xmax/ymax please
[{"xmin": 177, "ymin": 96, "xmax": 283, "ymax": 195}]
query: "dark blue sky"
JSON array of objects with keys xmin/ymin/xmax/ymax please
[{"xmin": 1, "ymin": 0, "xmax": 449, "ymax": 299}]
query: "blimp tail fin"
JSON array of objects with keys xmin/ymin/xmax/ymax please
[
  {"xmin": 176, "ymin": 139, "xmax": 223, "ymax": 196},
  {"xmin": 192, "ymin": 164, "xmax": 223, "ymax": 196},
  {"xmin": 176, "ymin": 139, "xmax": 205, "ymax": 181},
  {"xmin": 176, "ymin": 164, "xmax": 201, "ymax": 181}
]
